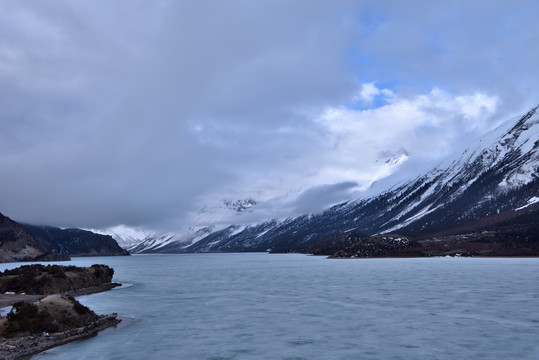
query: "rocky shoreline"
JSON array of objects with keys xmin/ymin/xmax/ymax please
[{"xmin": 0, "ymin": 314, "xmax": 120, "ymax": 360}]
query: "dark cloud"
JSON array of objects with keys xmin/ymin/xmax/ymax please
[{"xmin": 0, "ymin": 1, "xmax": 359, "ymax": 229}]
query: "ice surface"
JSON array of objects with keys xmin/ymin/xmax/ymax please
[{"xmin": 22, "ymin": 254, "xmax": 539, "ymax": 360}]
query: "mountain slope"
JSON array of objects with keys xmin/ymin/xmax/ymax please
[
  {"xmin": 130, "ymin": 105, "xmax": 539, "ymax": 254},
  {"xmin": 93, "ymin": 225, "xmax": 152, "ymax": 250},
  {"xmin": 381, "ymin": 105, "xmax": 539, "ymax": 235},
  {"xmin": 22, "ymin": 224, "xmax": 130, "ymax": 257},
  {"xmin": 0, "ymin": 212, "xmax": 49, "ymax": 262},
  {"xmin": 126, "ymin": 198, "xmax": 257, "ymax": 253}
]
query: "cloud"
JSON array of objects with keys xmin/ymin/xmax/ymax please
[
  {"xmin": 357, "ymin": 82, "xmax": 380, "ymax": 104},
  {"xmin": 313, "ymin": 86, "xmax": 499, "ymax": 186},
  {"xmin": 290, "ymin": 181, "xmax": 360, "ymax": 214},
  {"xmin": 0, "ymin": 1, "xmax": 537, "ymax": 231},
  {"xmin": 353, "ymin": 0, "xmax": 539, "ymax": 114},
  {"xmin": 196, "ymin": 85, "xmax": 501, "ymax": 226},
  {"xmin": 0, "ymin": 1, "xmax": 360, "ymax": 229}
]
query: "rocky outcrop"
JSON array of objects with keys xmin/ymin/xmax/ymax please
[
  {"xmin": 0, "ymin": 264, "xmax": 119, "ymax": 295},
  {"xmin": 0, "ymin": 213, "xmax": 59, "ymax": 263},
  {"xmin": 324, "ymin": 221, "xmax": 539, "ymax": 258},
  {"xmin": 0, "ymin": 295, "xmax": 120, "ymax": 360},
  {"xmin": 322, "ymin": 232, "xmax": 421, "ymax": 258}
]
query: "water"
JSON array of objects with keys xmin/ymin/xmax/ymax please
[{"xmin": 2, "ymin": 254, "xmax": 539, "ymax": 359}]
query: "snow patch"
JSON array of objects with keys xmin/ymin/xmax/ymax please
[
  {"xmin": 382, "ymin": 204, "xmax": 442, "ymax": 234},
  {"xmin": 229, "ymin": 225, "xmax": 247, "ymax": 237},
  {"xmin": 515, "ymin": 196, "xmax": 539, "ymax": 211}
]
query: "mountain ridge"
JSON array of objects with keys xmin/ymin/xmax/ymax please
[
  {"xmin": 0, "ymin": 212, "xmax": 129, "ymax": 262},
  {"xmin": 21, "ymin": 224, "xmax": 129, "ymax": 257}
]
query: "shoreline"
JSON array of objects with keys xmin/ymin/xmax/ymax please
[
  {"xmin": 0, "ymin": 282, "xmax": 122, "ymax": 309},
  {"xmin": 0, "ymin": 314, "xmax": 120, "ymax": 360}
]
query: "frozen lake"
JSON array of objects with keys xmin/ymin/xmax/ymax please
[{"xmin": 4, "ymin": 253, "xmax": 539, "ymax": 359}]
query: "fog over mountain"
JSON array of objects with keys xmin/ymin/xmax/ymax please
[
  {"xmin": 123, "ymin": 105, "xmax": 539, "ymax": 253},
  {"xmin": 1, "ymin": 1, "xmax": 538, "ymax": 232}
]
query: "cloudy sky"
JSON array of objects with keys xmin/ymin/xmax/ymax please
[{"xmin": 1, "ymin": 0, "xmax": 538, "ymax": 231}]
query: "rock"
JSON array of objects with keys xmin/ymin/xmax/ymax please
[
  {"xmin": 0, "ymin": 295, "xmax": 121, "ymax": 359},
  {"xmin": 0, "ymin": 264, "xmax": 116, "ymax": 295}
]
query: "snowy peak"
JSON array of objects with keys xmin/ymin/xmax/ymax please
[
  {"xmin": 195, "ymin": 197, "xmax": 257, "ymax": 222},
  {"xmin": 379, "ymin": 148, "xmax": 410, "ymax": 167},
  {"xmin": 93, "ymin": 225, "xmax": 152, "ymax": 250},
  {"xmin": 508, "ymin": 105, "xmax": 539, "ymax": 137},
  {"xmin": 96, "ymin": 197, "xmax": 258, "ymax": 252},
  {"xmin": 222, "ymin": 198, "xmax": 257, "ymax": 212},
  {"xmin": 198, "ymin": 198, "xmax": 257, "ymax": 215},
  {"xmin": 129, "ymin": 225, "xmax": 225, "ymax": 254}
]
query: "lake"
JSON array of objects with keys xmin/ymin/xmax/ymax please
[{"xmin": 3, "ymin": 253, "xmax": 539, "ymax": 359}]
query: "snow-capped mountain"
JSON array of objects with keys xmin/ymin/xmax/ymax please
[
  {"xmin": 377, "ymin": 148, "xmax": 410, "ymax": 167},
  {"xmin": 378, "ymin": 105, "xmax": 538, "ymax": 234},
  {"xmin": 194, "ymin": 198, "xmax": 257, "ymax": 225},
  {"xmin": 116, "ymin": 198, "xmax": 257, "ymax": 253},
  {"xmin": 129, "ymin": 104, "xmax": 538, "ymax": 254},
  {"xmin": 128, "ymin": 226, "xmax": 216, "ymax": 253},
  {"xmin": 93, "ymin": 225, "xmax": 153, "ymax": 250}
]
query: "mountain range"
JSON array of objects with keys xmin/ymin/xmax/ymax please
[{"xmin": 122, "ymin": 104, "xmax": 539, "ymax": 255}]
